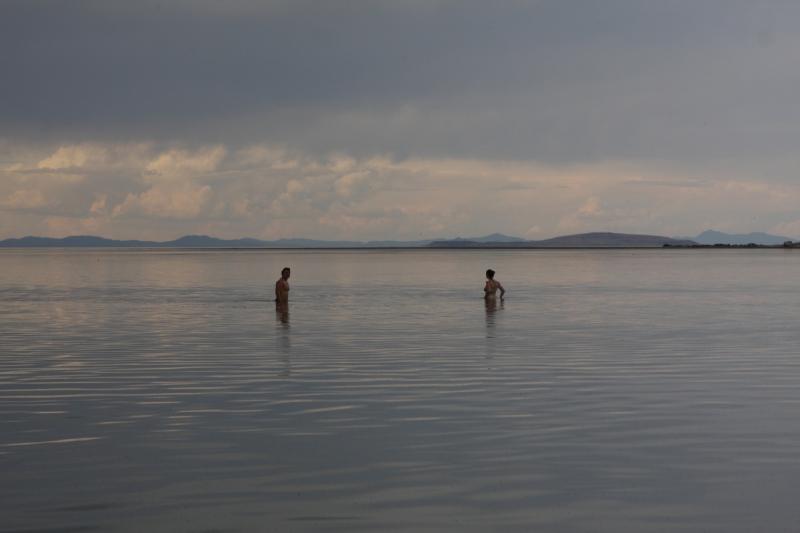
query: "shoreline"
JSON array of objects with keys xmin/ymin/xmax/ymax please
[{"xmin": 1, "ymin": 244, "xmax": 798, "ymax": 251}]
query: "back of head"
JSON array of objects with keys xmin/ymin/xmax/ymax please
[{"xmin": 486, "ymin": 269, "xmax": 495, "ymax": 279}]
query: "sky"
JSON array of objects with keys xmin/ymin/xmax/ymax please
[{"xmin": 2, "ymin": 0, "xmax": 800, "ymax": 241}]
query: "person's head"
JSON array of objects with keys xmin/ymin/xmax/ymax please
[
  {"xmin": 281, "ymin": 267, "xmax": 291, "ymax": 279},
  {"xmin": 486, "ymin": 269, "xmax": 495, "ymax": 279}
]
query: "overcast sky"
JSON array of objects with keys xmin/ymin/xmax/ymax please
[{"xmin": 2, "ymin": 0, "xmax": 800, "ymax": 240}]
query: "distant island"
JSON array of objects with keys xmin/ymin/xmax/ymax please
[{"xmin": 1, "ymin": 230, "xmax": 797, "ymax": 249}]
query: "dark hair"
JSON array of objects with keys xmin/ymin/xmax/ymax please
[
  {"xmin": 281, "ymin": 267, "xmax": 290, "ymax": 275},
  {"xmin": 486, "ymin": 269, "xmax": 495, "ymax": 279}
]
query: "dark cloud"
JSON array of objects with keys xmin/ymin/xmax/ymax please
[{"xmin": 2, "ymin": 1, "xmax": 800, "ymax": 164}]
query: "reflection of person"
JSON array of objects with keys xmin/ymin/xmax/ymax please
[
  {"xmin": 484, "ymin": 269, "xmax": 505, "ymax": 299},
  {"xmin": 276, "ymin": 302, "xmax": 289, "ymax": 325},
  {"xmin": 485, "ymin": 295, "xmax": 503, "ymax": 344},
  {"xmin": 275, "ymin": 267, "xmax": 290, "ymax": 305}
]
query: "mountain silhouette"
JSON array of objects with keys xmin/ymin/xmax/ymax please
[
  {"xmin": 693, "ymin": 230, "xmax": 793, "ymax": 246},
  {"xmin": 0, "ymin": 232, "xmax": 523, "ymax": 248},
  {"xmin": 429, "ymin": 232, "xmax": 696, "ymax": 247}
]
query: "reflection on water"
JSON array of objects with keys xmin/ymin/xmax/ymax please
[
  {"xmin": 484, "ymin": 297, "xmax": 503, "ymax": 363},
  {"xmin": 484, "ymin": 296, "xmax": 503, "ymax": 337},
  {"xmin": 276, "ymin": 301, "xmax": 290, "ymax": 325},
  {"xmin": 276, "ymin": 302, "xmax": 291, "ymax": 377},
  {"xmin": 2, "ymin": 249, "xmax": 800, "ymax": 532}
]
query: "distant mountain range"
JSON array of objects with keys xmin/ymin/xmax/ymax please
[
  {"xmin": 0, "ymin": 232, "xmax": 692, "ymax": 248},
  {"xmin": 691, "ymin": 230, "xmax": 794, "ymax": 246},
  {"xmin": 1, "ymin": 230, "xmax": 795, "ymax": 248},
  {"xmin": 0, "ymin": 233, "xmax": 511, "ymax": 248},
  {"xmin": 0, "ymin": 234, "xmax": 425, "ymax": 248},
  {"xmin": 429, "ymin": 232, "xmax": 696, "ymax": 248}
]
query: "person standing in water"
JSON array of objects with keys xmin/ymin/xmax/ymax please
[
  {"xmin": 484, "ymin": 269, "xmax": 505, "ymax": 299},
  {"xmin": 275, "ymin": 267, "xmax": 291, "ymax": 305}
]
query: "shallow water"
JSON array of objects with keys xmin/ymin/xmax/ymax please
[{"xmin": 2, "ymin": 248, "xmax": 800, "ymax": 532}]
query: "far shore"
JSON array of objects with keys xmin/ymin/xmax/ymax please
[{"xmin": 2, "ymin": 244, "xmax": 798, "ymax": 251}]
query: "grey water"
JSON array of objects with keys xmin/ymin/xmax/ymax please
[{"xmin": 2, "ymin": 248, "xmax": 800, "ymax": 532}]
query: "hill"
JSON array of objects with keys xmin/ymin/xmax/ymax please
[
  {"xmin": 693, "ymin": 230, "xmax": 794, "ymax": 246},
  {"xmin": 535, "ymin": 232, "xmax": 696, "ymax": 247},
  {"xmin": 0, "ymin": 235, "xmax": 157, "ymax": 247},
  {"xmin": 429, "ymin": 232, "xmax": 696, "ymax": 248}
]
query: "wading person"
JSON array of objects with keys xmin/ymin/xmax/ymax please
[
  {"xmin": 275, "ymin": 267, "xmax": 290, "ymax": 306},
  {"xmin": 484, "ymin": 269, "xmax": 505, "ymax": 300}
]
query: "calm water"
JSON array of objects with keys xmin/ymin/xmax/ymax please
[{"xmin": 2, "ymin": 248, "xmax": 800, "ymax": 532}]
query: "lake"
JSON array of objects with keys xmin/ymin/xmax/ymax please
[{"xmin": 2, "ymin": 248, "xmax": 800, "ymax": 532}]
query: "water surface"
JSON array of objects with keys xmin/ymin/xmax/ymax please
[{"xmin": 2, "ymin": 249, "xmax": 800, "ymax": 532}]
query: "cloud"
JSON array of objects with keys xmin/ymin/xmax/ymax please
[
  {"xmin": 3, "ymin": 140, "xmax": 800, "ymax": 241},
  {"xmin": 113, "ymin": 183, "xmax": 213, "ymax": 220},
  {"xmin": 4, "ymin": 1, "xmax": 800, "ymax": 168},
  {"xmin": 1, "ymin": 189, "xmax": 49, "ymax": 210},
  {"xmin": 578, "ymin": 198, "xmax": 601, "ymax": 217},
  {"xmin": 89, "ymin": 194, "xmax": 108, "ymax": 215},
  {"xmin": 625, "ymin": 178, "xmax": 709, "ymax": 189},
  {"xmin": 36, "ymin": 144, "xmax": 108, "ymax": 171},
  {"xmin": 42, "ymin": 215, "xmax": 105, "ymax": 237},
  {"xmin": 144, "ymin": 146, "xmax": 227, "ymax": 181}
]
